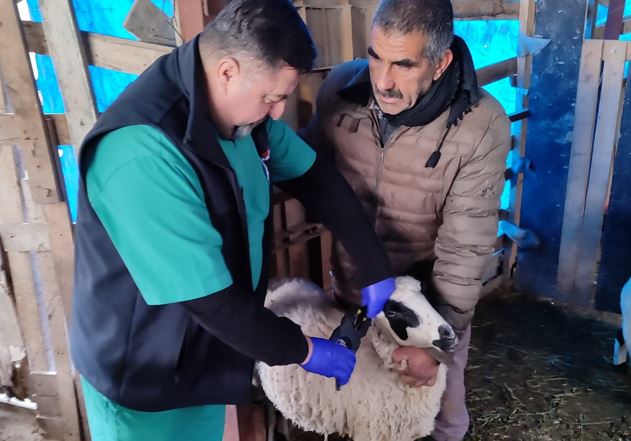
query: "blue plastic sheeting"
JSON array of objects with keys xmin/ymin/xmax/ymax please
[
  {"xmin": 27, "ymin": 0, "xmax": 517, "ymax": 221},
  {"xmin": 25, "ymin": 0, "xmax": 173, "ymax": 220}
]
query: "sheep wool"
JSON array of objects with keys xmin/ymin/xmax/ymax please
[{"xmin": 257, "ymin": 277, "xmax": 448, "ymax": 441}]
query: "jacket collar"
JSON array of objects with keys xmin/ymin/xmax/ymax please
[{"xmin": 337, "ymin": 61, "xmax": 372, "ymax": 106}]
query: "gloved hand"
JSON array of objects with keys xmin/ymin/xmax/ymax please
[
  {"xmin": 361, "ymin": 277, "xmax": 396, "ymax": 318},
  {"xmin": 300, "ymin": 337, "xmax": 356, "ymax": 386}
]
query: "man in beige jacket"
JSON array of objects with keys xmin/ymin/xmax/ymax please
[{"xmin": 305, "ymin": 0, "xmax": 510, "ymax": 439}]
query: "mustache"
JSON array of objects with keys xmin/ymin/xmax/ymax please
[{"xmin": 376, "ymin": 88, "xmax": 403, "ymax": 99}]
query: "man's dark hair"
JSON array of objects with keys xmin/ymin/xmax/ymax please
[
  {"xmin": 199, "ymin": 0, "xmax": 317, "ymax": 72},
  {"xmin": 373, "ymin": 0, "xmax": 454, "ymax": 63}
]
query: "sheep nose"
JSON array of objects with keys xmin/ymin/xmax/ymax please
[{"xmin": 432, "ymin": 324, "xmax": 457, "ymax": 352}]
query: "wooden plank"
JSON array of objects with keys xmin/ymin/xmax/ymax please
[
  {"xmin": 124, "ymin": 0, "xmax": 176, "ymax": 46},
  {"xmin": 603, "ymin": 0, "xmax": 625, "ymax": 39},
  {"xmin": 22, "ymin": 20, "xmax": 173, "ymax": 75},
  {"xmin": 594, "ymin": 50, "xmax": 631, "ymax": 311},
  {"xmin": 574, "ymin": 40, "xmax": 626, "ymax": 305},
  {"xmin": 236, "ymin": 405, "xmax": 266, "ymax": 441},
  {"xmin": 0, "ymin": 114, "xmax": 19, "ymax": 144},
  {"xmin": 0, "ymin": 265, "xmax": 26, "ymax": 389},
  {"xmin": 320, "ymin": 229, "xmax": 333, "ymax": 290},
  {"xmin": 557, "ymin": 40, "xmax": 604, "ymax": 294},
  {"xmin": 174, "ymin": 0, "xmax": 213, "ymax": 43},
  {"xmin": 0, "ymin": 64, "xmax": 6, "ymax": 113},
  {"xmin": 0, "ymin": 145, "xmax": 48, "ymax": 372},
  {"xmin": 593, "ymin": 18, "xmax": 631, "ymax": 39},
  {"xmin": 350, "ymin": 1, "xmax": 374, "ymax": 59},
  {"xmin": 336, "ymin": 5, "xmax": 354, "ymax": 61},
  {"xmin": 505, "ymin": 0, "xmax": 536, "ymax": 287},
  {"xmin": 39, "ymin": 0, "xmax": 98, "ymax": 157},
  {"xmin": 35, "ymin": 250, "xmax": 81, "ymax": 440},
  {"xmin": 0, "ymin": 223, "xmax": 51, "ymax": 252},
  {"xmin": 451, "ymin": 0, "xmax": 519, "ymax": 19},
  {"xmin": 0, "ymin": 0, "xmax": 62, "ymax": 204},
  {"xmin": 223, "ymin": 405, "xmax": 240, "ymax": 441},
  {"xmin": 7, "ymin": 251, "xmax": 49, "ymax": 373},
  {"xmin": 28, "ymin": 371, "xmax": 59, "ymax": 397},
  {"xmin": 41, "ymin": 202, "xmax": 75, "ymax": 320},
  {"xmin": 283, "ymin": 199, "xmax": 311, "ymax": 278},
  {"xmin": 477, "ymin": 57, "xmax": 518, "ymax": 86}
]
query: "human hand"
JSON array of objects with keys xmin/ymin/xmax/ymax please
[
  {"xmin": 300, "ymin": 337, "xmax": 356, "ymax": 386},
  {"xmin": 392, "ymin": 346, "xmax": 439, "ymax": 388},
  {"xmin": 361, "ymin": 277, "xmax": 396, "ymax": 318}
]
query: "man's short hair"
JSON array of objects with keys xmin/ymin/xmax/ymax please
[
  {"xmin": 373, "ymin": 0, "xmax": 454, "ymax": 63},
  {"xmin": 199, "ymin": 0, "xmax": 317, "ymax": 73}
]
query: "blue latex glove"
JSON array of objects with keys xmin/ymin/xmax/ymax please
[
  {"xmin": 300, "ymin": 337, "xmax": 356, "ymax": 386},
  {"xmin": 361, "ymin": 277, "xmax": 396, "ymax": 318}
]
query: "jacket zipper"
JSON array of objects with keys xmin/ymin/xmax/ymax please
[{"xmin": 368, "ymin": 109, "xmax": 409, "ymax": 228}]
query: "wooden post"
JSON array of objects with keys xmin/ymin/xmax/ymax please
[
  {"xmin": 557, "ymin": 40, "xmax": 604, "ymax": 295},
  {"xmin": 39, "ymin": 0, "xmax": 98, "ymax": 157},
  {"xmin": 603, "ymin": 0, "xmax": 625, "ymax": 39},
  {"xmin": 573, "ymin": 40, "xmax": 626, "ymax": 305},
  {"xmin": 595, "ymin": 42, "xmax": 631, "ymax": 312}
]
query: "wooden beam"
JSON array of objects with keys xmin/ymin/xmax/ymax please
[
  {"xmin": 505, "ymin": 0, "xmax": 535, "ymax": 287},
  {"xmin": 0, "ymin": 114, "xmax": 19, "ymax": 144},
  {"xmin": 573, "ymin": 40, "xmax": 626, "ymax": 304},
  {"xmin": 603, "ymin": 0, "xmax": 625, "ymax": 39},
  {"xmin": 557, "ymin": 40, "xmax": 604, "ymax": 295},
  {"xmin": 508, "ymin": 109, "xmax": 530, "ymax": 122},
  {"xmin": 593, "ymin": 18, "xmax": 631, "ymax": 38},
  {"xmin": 0, "ymin": 223, "xmax": 50, "ymax": 252},
  {"xmin": 0, "ymin": 1, "xmax": 62, "ymax": 204},
  {"xmin": 39, "ymin": 0, "xmax": 98, "ymax": 156},
  {"xmin": 174, "ymin": 0, "xmax": 214, "ymax": 43},
  {"xmin": 451, "ymin": 0, "xmax": 520, "ymax": 19},
  {"xmin": 0, "ymin": 146, "xmax": 48, "ymax": 373},
  {"xmin": 124, "ymin": 0, "xmax": 176, "ymax": 46},
  {"xmin": 22, "ymin": 20, "xmax": 173, "ymax": 75},
  {"xmin": 477, "ymin": 57, "xmax": 518, "ymax": 86}
]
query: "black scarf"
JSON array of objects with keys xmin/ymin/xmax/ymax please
[{"xmin": 338, "ymin": 36, "xmax": 480, "ymax": 167}]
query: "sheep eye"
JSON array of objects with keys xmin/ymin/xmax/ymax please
[{"xmin": 385, "ymin": 310, "xmax": 398, "ymax": 319}]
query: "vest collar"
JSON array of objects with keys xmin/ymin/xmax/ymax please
[{"xmin": 174, "ymin": 37, "xmax": 232, "ymax": 170}]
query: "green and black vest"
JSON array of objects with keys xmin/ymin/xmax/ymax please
[{"xmin": 70, "ymin": 36, "xmax": 271, "ymax": 411}]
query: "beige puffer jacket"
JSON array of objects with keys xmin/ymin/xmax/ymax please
[{"xmin": 305, "ymin": 60, "xmax": 511, "ymax": 332}]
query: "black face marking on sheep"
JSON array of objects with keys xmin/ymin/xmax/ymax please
[{"xmin": 383, "ymin": 300, "xmax": 420, "ymax": 341}]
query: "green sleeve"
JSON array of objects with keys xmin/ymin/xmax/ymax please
[
  {"xmin": 266, "ymin": 118, "xmax": 316, "ymax": 182},
  {"xmin": 87, "ymin": 128, "xmax": 233, "ymax": 305}
]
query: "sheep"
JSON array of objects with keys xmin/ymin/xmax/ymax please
[
  {"xmin": 614, "ymin": 277, "xmax": 631, "ymax": 367},
  {"xmin": 257, "ymin": 276, "xmax": 457, "ymax": 441}
]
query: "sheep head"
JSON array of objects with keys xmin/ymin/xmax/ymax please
[{"xmin": 373, "ymin": 276, "xmax": 457, "ymax": 354}]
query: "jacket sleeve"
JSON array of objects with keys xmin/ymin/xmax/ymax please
[
  {"xmin": 431, "ymin": 113, "xmax": 511, "ymax": 333},
  {"xmin": 276, "ymin": 154, "xmax": 393, "ymax": 287}
]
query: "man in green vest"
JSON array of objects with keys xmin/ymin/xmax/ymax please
[{"xmin": 70, "ymin": 1, "xmax": 396, "ymax": 440}]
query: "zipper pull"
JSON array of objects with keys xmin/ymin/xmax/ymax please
[{"xmin": 425, "ymin": 151, "xmax": 441, "ymax": 168}]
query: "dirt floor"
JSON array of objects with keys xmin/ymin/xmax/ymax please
[{"xmin": 290, "ymin": 290, "xmax": 631, "ymax": 441}]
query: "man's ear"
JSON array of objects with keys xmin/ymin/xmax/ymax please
[
  {"xmin": 216, "ymin": 57, "xmax": 241, "ymax": 91},
  {"xmin": 433, "ymin": 49, "xmax": 453, "ymax": 81}
]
